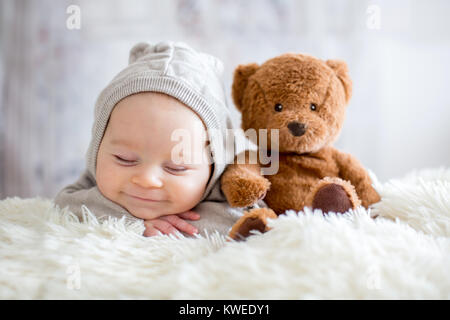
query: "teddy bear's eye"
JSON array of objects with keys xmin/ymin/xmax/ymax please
[
  {"xmin": 310, "ymin": 103, "xmax": 317, "ymax": 111},
  {"xmin": 274, "ymin": 103, "xmax": 283, "ymax": 112}
]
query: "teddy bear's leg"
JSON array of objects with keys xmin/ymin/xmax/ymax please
[
  {"xmin": 306, "ymin": 177, "xmax": 361, "ymax": 214},
  {"xmin": 228, "ymin": 208, "xmax": 278, "ymax": 241}
]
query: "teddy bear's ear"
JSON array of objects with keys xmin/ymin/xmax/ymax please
[
  {"xmin": 326, "ymin": 59, "xmax": 352, "ymax": 103},
  {"xmin": 232, "ymin": 63, "xmax": 259, "ymax": 111}
]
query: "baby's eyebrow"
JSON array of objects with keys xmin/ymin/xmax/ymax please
[{"xmin": 109, "ymin": 139, "xmax": 136, "ymax": 148}]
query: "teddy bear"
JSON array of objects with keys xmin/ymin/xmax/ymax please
[{"xmin": 220, "ymin": 53, "xmax": 381, "ymax": 240}]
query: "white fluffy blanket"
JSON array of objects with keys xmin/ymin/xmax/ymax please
[{"xmin": 1, "ymin": 168, "xmax": 449, "ymax": 299}]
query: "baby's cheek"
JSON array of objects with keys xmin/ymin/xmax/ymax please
[
  {"xmin": 97, "ymin": 161, "xmax": 122, "ymax": 198},
  {"xmin": 170, "ymin": 176, "xmax": 206, "ymax": 208}
]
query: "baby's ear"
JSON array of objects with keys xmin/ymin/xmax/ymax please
[
  {"xmin": 326, "ymin": 59, "xmax": 352, "ymax": 103},
  {"xmin": 129, "ymin": 42, "xmax": 153, "ymax": 64},
  {"xmin": 232, "ymin": 63, "xmax": 259, "ymax": 111}
]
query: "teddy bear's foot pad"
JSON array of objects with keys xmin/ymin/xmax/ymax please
[
  {"xmin": 228, "ymin": 208, "xmax": 277, "ymax": 241},
  {"xmin": 312, "ymin": 183, "xmax": 353, "ymax": 214},
  {"xmin": 234, "ymin": 217, "xmax": 266, "ymax": 240}
]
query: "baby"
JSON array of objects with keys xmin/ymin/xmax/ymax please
[{"xmin": 54, "ymin": 41, "xmax": 260, "ymax": 237}]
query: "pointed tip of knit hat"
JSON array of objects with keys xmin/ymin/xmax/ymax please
[
  {"xmin": 128, "ymin": 41, "xmax": 224, "ymax": 76},
  {"xmin": 128, "ymin": 42, "xmax": 154, "ymax": 64}
]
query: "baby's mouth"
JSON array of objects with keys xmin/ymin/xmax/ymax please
[{"xmin": 126, "ymin": 193, "xmax": 167, "ymax": 203}]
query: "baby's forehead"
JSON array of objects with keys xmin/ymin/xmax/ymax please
[
  {"xmin": 120, "ymin": 91, "xmax": 182, "ymax": 107},
  {"xmin": 106, "ymin": 91, "xmax": 208, "ymax": 143},
  {"xmin": 114, "ymin": 92, "xmax": 203, "ymax": 120}
]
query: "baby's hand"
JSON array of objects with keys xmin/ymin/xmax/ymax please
[{"xmin": 143, "ymin": 211, "xmax": 200, "ymax": 237}]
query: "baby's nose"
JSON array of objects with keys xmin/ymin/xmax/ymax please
[{"xmin": 131, "ymin": 169, "xmax": 163, "ymax": 188}]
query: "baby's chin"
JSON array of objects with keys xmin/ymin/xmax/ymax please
[
  {"xmin": 126, "ymin": 203, "xmax": 198, "ymax": 220},
  {"xmin": 116, "ymin": 193, "xmax": 200, "ymax": 220},
  {"xmin": 127, "ymin": 205, "xmax": 175, "ymax": 220}
]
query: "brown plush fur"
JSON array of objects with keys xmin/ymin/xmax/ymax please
[
  {"xmin": 221, "ymin": 150, "xmax": 270, "ymax": 207},
  {"xmin": 221, "ymin": 53, "xmax": 380, "ymax": 240},
  {"xmin": 227, "ymin": 208, "xmax": 277, "ymax": 240}
]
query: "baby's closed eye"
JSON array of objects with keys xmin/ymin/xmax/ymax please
[
  {"xmin": 114, "ymin": 155, "xmax": 137, "ymax": 164},
  {"xmin": 164, "ymin": 164, "xmax": 188, "ymax": 173},
  {"xmin": 112, "ymin": 153, "xmax": 195, "ymax": 175}
]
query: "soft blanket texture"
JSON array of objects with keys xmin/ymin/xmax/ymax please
[{"xmin": 1, "ymin": 168, "xmax": 449, "ymax": 299}]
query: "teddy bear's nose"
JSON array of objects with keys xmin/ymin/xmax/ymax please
[{"xmin": 287, "ymin": 121, "xmax": 306, "ymax": 137}]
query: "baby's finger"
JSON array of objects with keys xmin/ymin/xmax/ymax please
[
  {"xmin": 143, "ymin": 224, "xmax": 161, "ymax": 237},
  {"xmin": 163, "ymin": 215, "xmax": 198, "ymax": 235},
  {"xmin": 177, "ymin": 210, "xmax": 200, "ymax": 221},
  {"xmin": 150, "ymin": 219, "xmax": 179, "ymax": 235}
]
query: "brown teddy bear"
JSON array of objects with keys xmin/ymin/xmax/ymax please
[{"xmin": 220, "ymin": 53, "xmax": 381, "ymax": 240}]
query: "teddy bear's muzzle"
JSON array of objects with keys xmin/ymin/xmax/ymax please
[{"xmin": 287, "ymin": 121, "xmax": 307, "ymax": 137}]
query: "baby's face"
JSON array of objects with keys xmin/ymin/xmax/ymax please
[{"xmin": 96, "ymin": 92, "xmax": 211, "ymax": 220}]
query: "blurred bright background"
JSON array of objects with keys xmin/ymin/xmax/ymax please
[{"xmin": 0, "ymin": 0, "xmax": 449, "ymax": 199}]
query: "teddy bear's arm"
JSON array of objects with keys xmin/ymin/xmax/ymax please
[
  {"xmin": 333, "ymin": 150, "xmax": 381, "ymax": 208},
  {"xmin": 220, "ymin": 151, "xmax": 271, "ymax": 207}
]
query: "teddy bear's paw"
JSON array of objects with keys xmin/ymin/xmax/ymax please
[
  {"xmin": 228, "ymin": 208, "xmax": 277, "ymax": 241},
  {"xmin": 223, "ymin": 175, "xmax": 271, "ymax": 208},
  {"xmin": 310, "ymin": 177, "xmax": 361, "ymax": 214}
]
